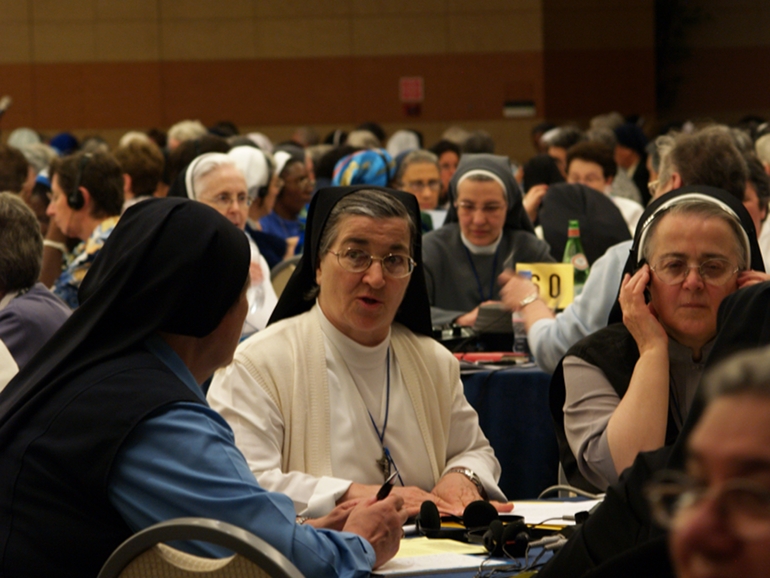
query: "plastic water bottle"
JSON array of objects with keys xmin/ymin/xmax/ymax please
[{"xmin": 512, "ymin": 271, "xmax": 531, "ymax": 357}]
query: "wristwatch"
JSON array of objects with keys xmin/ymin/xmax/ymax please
[{"xmin": 447, "ymin": 467, "xmax": 488, "ymax": 500}]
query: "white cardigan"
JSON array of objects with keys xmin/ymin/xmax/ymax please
[{"xmin": 209, "ymin": 305, "xmax": 504, "ymax": 515}]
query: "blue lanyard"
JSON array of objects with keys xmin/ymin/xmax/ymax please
[
  {"xmin": 367, "ymin": 347, "xmax": 404, "ymax": 486},
  {"xmin": 463, "ymin": 244, "xmax": 501, "ymax": 302}
]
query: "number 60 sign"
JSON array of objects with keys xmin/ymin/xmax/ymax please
[{"xmin": 515, "ymin": 263, "xmax": 576, "ymax": 310}]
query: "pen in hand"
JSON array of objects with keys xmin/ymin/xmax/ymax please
[{"xmin": 376, "ymin": 471, "xmax": 399, "ymax": 500}]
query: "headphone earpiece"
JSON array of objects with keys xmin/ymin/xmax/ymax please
[
  {"xmin": 416, "ymin": 500, "xmax": 467, "ymax": 541},
  {"xmin": 418, "ymin": 500, "xmax": 514, "ymax": 545},
  {"xmin": 67, "ymin": 154, "xmax": 91, "ymax": 210},
  {"xmin": 67, "ymin": 186, "xmax": 84, "ymax": 211},
  {"xmin": 481, "ymin": 519, "xmax": 530, "ymax": 558}
]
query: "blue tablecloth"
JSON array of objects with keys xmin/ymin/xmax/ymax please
[{"xmin": 462, "ymin": 366, "xmax": 559, "ymax": 500}]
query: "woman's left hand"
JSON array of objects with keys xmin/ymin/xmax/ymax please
[
  {"xmin": 304, "ymin": 500, "xmax": 360, "ymax": 531},
  {"xmin": 737, "ymin": 270, "xmax": 770, "ymax": 289},
  {"xmin": 431, "ymin": 473, "xmax": 514, "ymax": 517},
  {"xmin": 619, "ymin": 265, "xmax": 668, "ymax": 354}
]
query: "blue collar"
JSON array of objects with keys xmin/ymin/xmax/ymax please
[{"xmin": 144, "ymin": 333, "xmax": 207, "ymax": 403}]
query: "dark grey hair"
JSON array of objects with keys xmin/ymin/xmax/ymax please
[
  {"xmin": 395, "ymin": 150, "xmax": 438, "ymax": 185},
  {"xmin": 641, "ymin": 200, "xmax": 748, "ymax": 270},
  {"xmin": 655, "ymin": 126, "xmax": 748, "ymax": 201},
  {"xmin": 0, "ymin": 192, "xmax": 43, "ymax": 293},
  {"xmin": 319, "ymin": 189, "xmax": 416, "ymax": 258}
]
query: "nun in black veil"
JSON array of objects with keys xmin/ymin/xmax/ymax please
[
  {"xmin": 550, "ymin": 187, "xmax": 768, "ymax": 494},
  {"xmin": 0, "ymin": 198, "xmax": 406, "ymax": 578},
  {"xmin": 209, "ymin": 185, "xmax": 510, "ymax": 520}
]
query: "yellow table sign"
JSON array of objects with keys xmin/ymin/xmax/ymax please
[{"xmin": 515, "ymin": 262, "xmax": 575, "ymax": 309}]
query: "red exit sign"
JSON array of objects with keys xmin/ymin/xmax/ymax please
[{"xmin": 399, "ymin": 77, "xmax": 424, "ymax": 103}]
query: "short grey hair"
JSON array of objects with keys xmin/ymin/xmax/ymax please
[
  {"xmin": 655, "ymin": 126, "xmax": 748, "ymax": 201},
  {"xmin": 0, "ymin": 192, "xmax": 43, "ymax": 293},
  {"xmin": 168, "ymin": 119, "xmax": 207, "ymax": 145},
  {"xmin": 756, "ymin": 134, "xmax": 770, "ymax": 165},
  {"xmin": 319, "ymin": 190, "xmax": 416, "ymax": 258},
  {"xmin": 395, "ymin": 150, "xmax": 439, "ymax": 184},
  {"xmin": 703, "ymin": 345, "xmax": 770, "ymax": 403},
  {"xmin": 346, "ymin": 130, "xmax": 380, "ymax": 149},
  {"xmin": 641, "ymin": 199, "xmax": 748, "ymax": 270}
]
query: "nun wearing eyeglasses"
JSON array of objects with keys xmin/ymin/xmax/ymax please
[
  {"xmin": 422, "ymin": 154, "xmax": 553, "ymax": 328},
  {"xmin": 553, "ymin": 190, "xmax": 768, "ymax": 494},
  {"xmin": 184, "ymin": 152, "xmax": 278, "ymax": 335},
  {"xmin": 208, "ymin": 186, "xmax": 509, "ymax": 520}
]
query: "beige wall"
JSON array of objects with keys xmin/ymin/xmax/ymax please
[
  {"xmin": 0, "ymin": 0, "xmax": 544, "ymax": 63},
  {"xmin": 0, "ymin": 0, "xmax": 552, "ymax": 158},
  {"xmin": 0, "ymin": 0, "xmax": 673, "ymax": 158}
]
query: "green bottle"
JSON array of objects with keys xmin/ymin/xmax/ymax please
[{"xmin": 563, "ymin": 219, "xmax": 589, "ymax": 297}]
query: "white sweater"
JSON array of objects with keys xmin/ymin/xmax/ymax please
[{"xmin": 209, "ymin": 305, "xmax": 504, "ymax": 515}]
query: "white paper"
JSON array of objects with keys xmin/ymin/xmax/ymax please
[
  {"xmin": 373, "ymin": 553, "xmax": 506, "ymax": 576},
  {"xmin": 505, "ymin": 499, "xmax": 603, "ymax": 526}
]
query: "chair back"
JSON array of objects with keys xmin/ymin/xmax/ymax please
[
  {"xmin": 98, "ymin": 518, "xmax": 304, "ymax": 578},
  {"xmin": 270, "ymin": 255, "xmax": 301, "ymax": 298}
]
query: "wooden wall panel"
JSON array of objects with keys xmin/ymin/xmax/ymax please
[
  {"xmin": 669, "ymin": 46, "xmax": 770, "ymax": 117},
  {"xmin": 2, "ymin": 52, "xmax": 543, "ymax": 131},
  {"xmin": 542, "ymin": 48, "xmax": 655, "ymax": 119}
]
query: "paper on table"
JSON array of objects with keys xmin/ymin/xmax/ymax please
[
  {"xmin": 393, "ymin": 537, "xmax": 487, "ymax": 557},
  {"xmin": 372, "ymin": 537, "xmax": 506, "ymax": 576},
  {"xmin": 506, "ymin": 499, "xmax": 603, "ymax": 526}
]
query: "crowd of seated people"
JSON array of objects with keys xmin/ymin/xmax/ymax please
[{"xmin": 3, "ymin": 114, "xmax": 770, "ymax": 577}]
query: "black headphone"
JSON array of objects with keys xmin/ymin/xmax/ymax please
[
  {"xmin": 480, "ymin": 518, "xmax": 531, "ymax": 558},
  {"xmin": 257, "ymin": 153, "xmax": 276, "ymax": 200},
  {"xmin": 417, "ymin": 500, "xmax": 500, "ymax": 541},
  {"xmin": 67, "ymin": 153, "xmax": 92, "ymax": 210}
]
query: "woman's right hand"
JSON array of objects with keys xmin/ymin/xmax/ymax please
[
  {"xmin": 343, "ymin": 495, "xmax": 408, "ymax": 569},
  {"xmin": 619, "ymin": 265, "xmax": 668, "ymax": 354}
]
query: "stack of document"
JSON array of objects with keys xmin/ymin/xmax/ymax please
[{"xmin": 373, "ymin": 537, "xmax": 506, "ymax": 576}]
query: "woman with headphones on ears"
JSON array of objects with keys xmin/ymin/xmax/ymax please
[
  {"xmin": 43, "ymin": 151, "xmax": 124, "ymax": 309},
  {"xmin": 552, "ymin": 188, "xmax": 768, "ymax": 494}
]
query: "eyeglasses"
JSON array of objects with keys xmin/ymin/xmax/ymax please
[
  {"xmin": 645, "ymin": 470, "xmax": 770, "ymax": 540},
  {"xmin": 455, "ymin": 201, "xmax": 506, "ymax": 215},
  {"xmin": 568, "ymin": 174, "xmax": 605, "ymax": 188},
  {"xmin": 650, "ymin": 257, "xmax": 739, "ymax": 286},
  {"xmin": 403, "ymin": 180, "xmax": 441, "ymax": 194},
  {"xmin": 329, "ymin": 248, "xmax": 416, "ymax": 279},
  {"xmin": 204, "ymin": 192, "xmax": 251, "ymax": 209}
]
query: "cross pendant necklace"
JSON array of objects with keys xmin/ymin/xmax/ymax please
[
  {"xmin": 377, "ymin": 450, "xmax": 391, "ymax": 479},
  {"xmin": 367, "ymin": 347, "xmax": 396, "ymax": 483}
]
